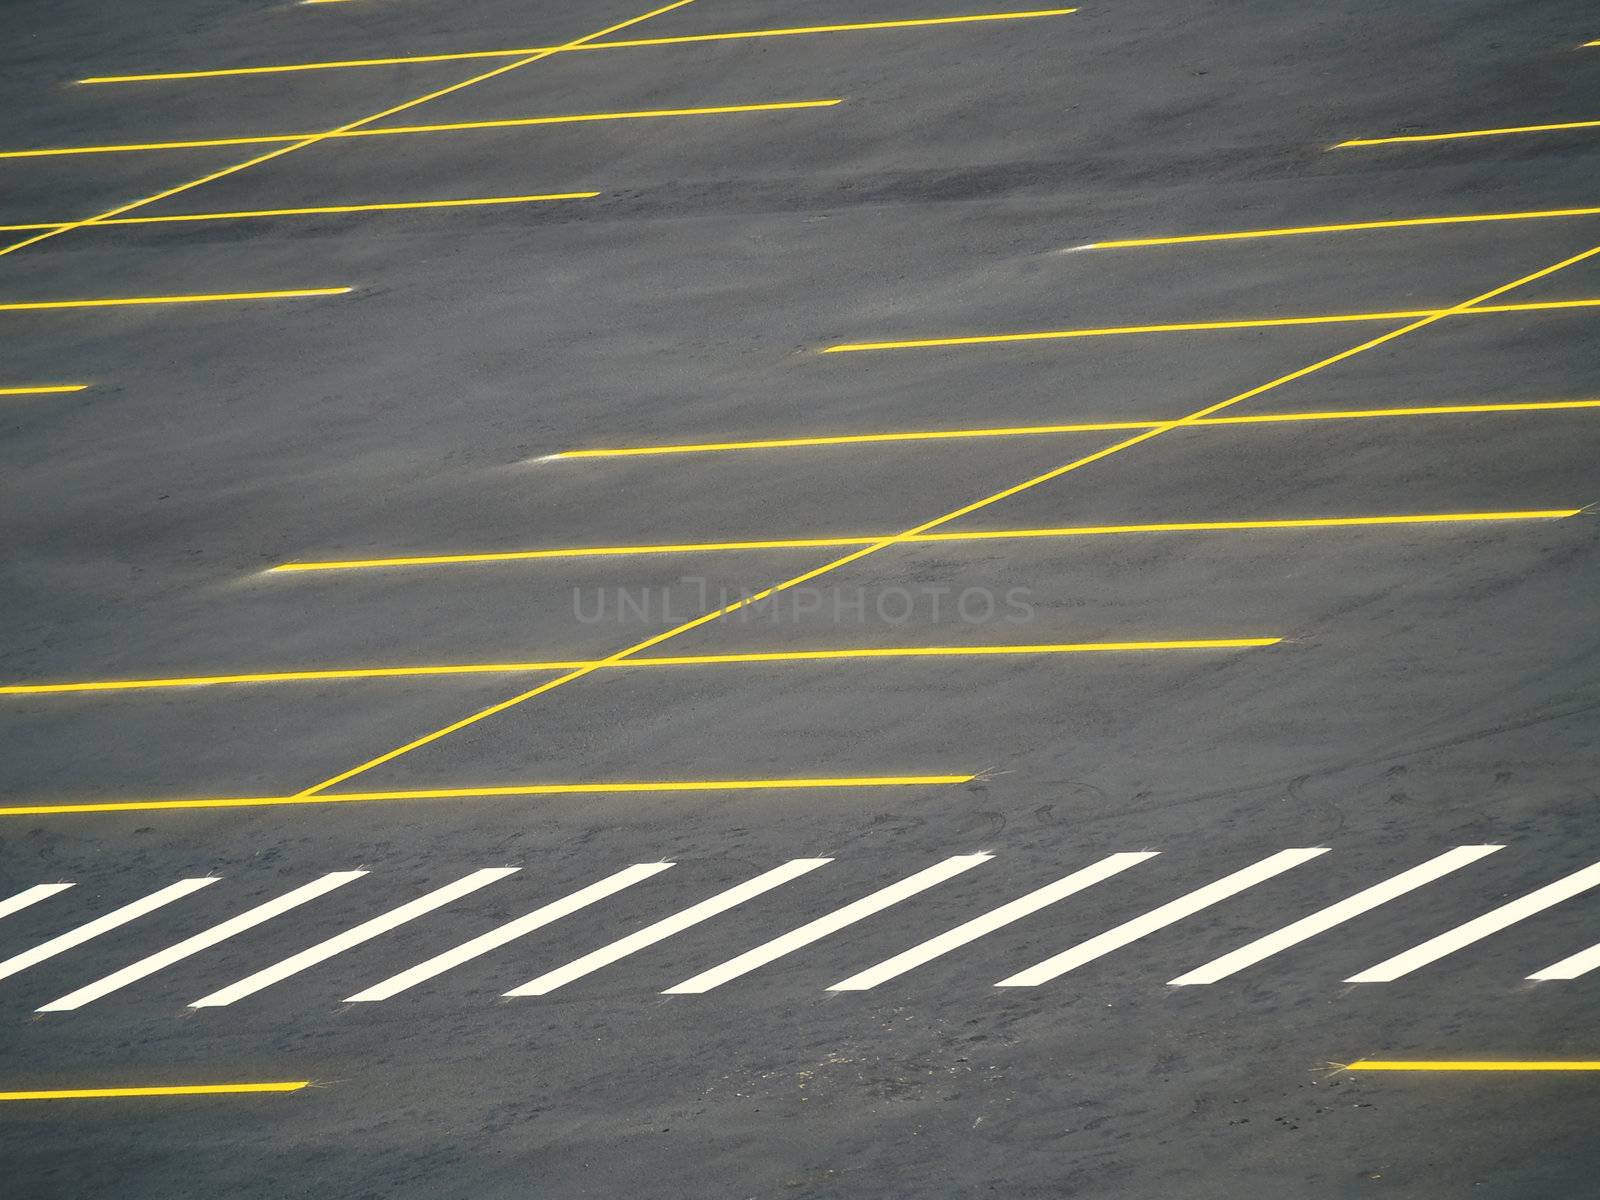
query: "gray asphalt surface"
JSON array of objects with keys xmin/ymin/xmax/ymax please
[{"xmin": 3, "ymin": 0, "xmax": 1600, "ymax": 1195}]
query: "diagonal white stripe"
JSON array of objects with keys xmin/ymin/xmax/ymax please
[
  {"xmin": 0, "ymin": 878, "xmax": 218, "ymax": 984},
  {"xmin": 0, "ymin": 883, "xmax": 74, "ymax": 923}
]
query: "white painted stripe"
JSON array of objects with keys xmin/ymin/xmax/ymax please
[
  {"xmin": 830, "ymin": 852, "xmax": 1155, "ymax": 991},
  {"xmin": 996, "ymin": 848, "xmax": 1328, "ymax": 987},
  {"xmin": 346, "ymin": 863, "xmax": 672, "ymax": 1002},
  {"xmin": 0, "ymin": 883, "xmax": 74, "ymax": 922},
  {"xmin": 663, "ymin": 854, "xmax": 991, "ymax": 994},
  {"xmin": 1529, "ymin": 935, "xmax": 1600, "ymax": 980},
  {"xmin": 0, "ymin": 878, "xmax": 218, "ymax": 984},
  {"xmin": 190, "ymin": 867, "xmax": 517, "ymax": 1007},
  {"xmin": 1349, "ymin": 860, "xmax": 1600, "ymax": 982},
  {"xmin": 38, "ymin": 872, "xmax": 366, "ymax": 1011},
  {"xmin": 509, "ymin": 859, "xmax": 831, "ymax": 996},
  {"xmin": 1168, "ymin": 845, "xmax": 1502, "ymax": 986}
]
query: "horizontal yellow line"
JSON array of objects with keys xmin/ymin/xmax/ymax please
[
  {"xmin": 0, "ymin": 101, "xmax": 840, "ymax": 160},
  {"xmin": 0, "ymin": 288, "xmax": 349, "ymax": 313},
  {"xmin": 1, "ymin": 641, "xmax": 1277, "ymax": 696},
  {"xmin": 1086, "ymin": 205, "xmax": 1600, "ymax": 248},
  {"xmin": 0, "ymin": 776, "xmax": 974, "ymax": 816},
  {"xmin": 0, "ymin": 383, "xmax": 88, "ymax": 395},
  {"xmin": 1346, "ymin": 1061, "xmax": 1600, "ymax": 1072},
  {"xmin": 554, "ymin": 399, "xmax": 1600, "ymax": 457},
  {"xmin": 0, "ymin": 193, "xmax": 599, "ymax": 232},
  {"xmin": 823, "ymin": 300, "xmax": 1600, "ymax": 352},
  {"xmin": 270, "ymin": 511, "xmax": 1579, "ymax": 572},
  {"xmin": 1337, "ymin": 119, "xmax": 1600, "ymax": 147},
  {"xmin": 79, "ymin": 10, "xmax": 1079, "ymax": 83},
  {"xmin": 0, "ymin": 1082, "xmax": 309, "ymax": 1100}
]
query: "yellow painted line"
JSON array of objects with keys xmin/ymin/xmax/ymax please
[
  {"xmin": 1085, "ymin": 205, "xmax": 1600, "ymax": 248},
  {"xmin": 553, "ymin": 399, "xmax": 1600, "ymax": 458},
  {"xmin": 0, "ymin": 193, "xmax": 599, "ymax": 232},
  {"xmin": 0, "ymin": 776, "xmax": 975, "ymax": 817},
  {"xmin": 1337, "ymin": 119, "xmax": 1600, "ymax": 148},
  {"xmin": 0, "ymin": 383, "xmax": 89, "ymax": 395},
  {"xmin": 1, "ymin": 641, "xmax": 1278, "ymax": 696},
  {"xmin": 0, "ymin": 288, "xmax": 349, "ymax": 313},
  {"xmin": 79, "ymin": 9, "xmax": 1079, "ymax": 83},
  {"xmin": 268, "ymin": 511, "xmax": 1578, "ymax": 573},
  {"xmin": 0, "ymin": 1082, "xmax": 309, "ymax": 1100},
  {"xmin": 824, "ymin": 300, "xmax": 1600, "ymax": 352},
  {"xmin": 0, "ymin": 101, "xmax": 839, "ymax": 160},
  {"xmin": 1345, "ymin": 1061, "xmax": 1600, "ymax": 1072}
]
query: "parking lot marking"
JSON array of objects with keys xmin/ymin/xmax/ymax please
[
  {"xmin": 1084, "ymin": 205, "xmax": 1600, "ymax": 248},
  {"xmin": 1168, "ymin": 846, "xmax": 1503, "ymax": 985},
  {"xmin": 0, "ymin": 641, "xmax": 1280, "ymax": 697},
  {"xmin": 1347, "ymin": 861, "xmax": 1600, "ymax": 982},
  {"xmin": 507, "ymin": 860, "xmax": 832, "ymax": 997},
  {"xmin": 345, "ymin": 864, "xmax": 674, "ymax": 1001},
  {"xmin": 0, "ymin": 777, "xmax": 973, "ymax": 818},
  {"xmin": 0, "ymin": 1082, "xmax": 309, "ymax": 1100},
  {"xmin": 0, "ymin": 383, "xmax": 88, "ymax": 395},
  {"xmin": 829, "ymin": 852, "xmax": 1156, "ymax": 991},
  {"xmin": 823, "ymin": 299, "xmax": 1600, "ymax": 353},
  {"xmin": 0, "ymin": 194, "xmax": 599, "ymax": 232},
  {"xmin": 996, "ymin": 849, "xmax": 1329, "ymax": 987},
  {"xmin": 0, "ymin": 883, "xmax": 74, "ymax": 922},
  {"xmin": 0, "ymin": 102, "xmax": 839, "ymax": 161},
  {"xmin": 37, "ymin": 873, "xmax": 368, "ymax": 1011},
  {"xmin": 664, "ymin": 855, "xmax": 992, "ymax": 993},
  {"xmin": 0, "ymin": 288, "xmax": 350, "ymax": 312},
  {"xmin": 0, "ymin": 879, "xmax": 218, "ymax": 984},
  {"xmin": 190, "ymin": 868, "xmax": 519, "ymax": 1007},
  {"xmin": 1344, "ymin": 1061, "xmax": 1600, "ymax": 1072},
  {"xmin": 1337, "ymin": 119, "xmax": 1600, "ymax": 147},
  {"xmin": 1528, "ymin": 937, "xmax": 1600, "ymax": 980},
  {"xmin": 79, "ymin": 9, "xmax": 1079, "ymax": 83}
]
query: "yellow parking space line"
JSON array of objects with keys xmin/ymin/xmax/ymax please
[
  {"xmin": 268, "ymin": 511, "xmax": 1577, "ymax": 574},
  {"xmin": 1344, "ymin": 1061, "xmax": 1600, "ymax": 1072},
  {"xmin": 1336, "ymin": 119, "xmax": 1600, "ymax": 148},
  {"xmin": 79, "ymin": 9, "xmax": 1079, "ymax": 83},
  {"xmin": 0, "ymin": 101, "xmax": 839, "ymax": 161},
  {"xmin": 0, "ymin": 1082, "xmax": 309, "ymax": 1100},
  {"xmin": 0, "ymin": 383, "xmax": 89, "ymax": 395},
  {"xmin": 824, "ymin": 300, "xmax": 1600, "ymax": 352},
  {"xmin": 2, "ymin": 641, "xmax": 1278, "ymax": 696},
  {"xmin": 0, "ymin": 193, "xmax": 599, "ymax": 232},
  {"xmin": 0, "ymin": 776, "xmax": 975, "ymax": 817},
  {"xmin": 552, "ymin": 399, "xmax": 1600, "ymax": 458},
  {"xmin": 1083, "ymin": 205, "xmax": 1600, "ymax": 248},
  {"xmin": 0, "ymin": 288, "xmax": 350, "ymax": 313}
]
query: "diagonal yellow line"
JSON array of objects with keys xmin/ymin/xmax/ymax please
[
  {"xmin": 0, "ymin": 1082, "xmax": 309, "ymax": 1100},
  {"xmin": 1084, "ymin": 205, "xmax": 1600, "ymax": 249},
  {"xmin": 1336, "ymin": 119, "xmax": 1600, "ymax": 148},
  {"xmin": 0, "ymin": 193, "xmax": 598, "ymax": 232},
  {"xmin": 0, "ymin": 288, "xmax": 349, "ymax": 312},
  {"xmin": 1344, "ymin": 1061, "xmax": 1600, "ymax": 1071}
]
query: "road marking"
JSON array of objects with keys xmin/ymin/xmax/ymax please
[
  {"xmin": 996, "ymin": 848, "xmax": 1329, "ymax": 987},
  {"xmin": 0, "ymin": 1082, "xmax": 309, "ymax": 1100},
  {"xmin": 1528, "ymin": 936, "xmax": 1600, "ymax": 980},
  {"xmin": 0, "ymin": 288, "xmax": 350, "ymax": 312},
  {"xmin": 1347, "ymin": 861, "xmax": 1600, "ymax": 982},
  {"xmin": 1337, "ymin": 119, "xmax": 1600, "ymax": 148},
  {"xmin": 1082, "ymin": 206, "xmax": 1600, "ymax": 249},
  {"xmin": 0, "ymin": 883, "xmax": 74, "ymax": 922},
  {"xmin": 2, "ymin": 641, "xmax": 1281, "ymax": 695},
  {"xmin": 1168, "ymin": 846, "xmax": 1503, "ymax": 985},
  {"xmin": 0, "ymin": 384, "xmax": 88, "ymax": 395},
  {"xmin": 823, "ymin": 300, "xmax": 1600, "ymax": 353},
  {"xmin": 0, "ymin": 101, "xmax": 840, "ymax": 160},
  {"xmin": 0, "ymin": 879, "xmax": 218, "ymax": 984},
  {"xmin": 0, "ymin": 193, "xmax": 599, "ymax": 232},
  {"xmin": 37, "ymin": 873, "xmax": 367, "ymax": 1011},
  {"xmin": 507, "ymin": 860, "xmax": 832, "ymax": 996},
  {"xmin": 346, "ymin": 864, "xmax": 673, "ymax": 1001},
  {"xmin": 0, "ymin": 777, "xmax": 973, "ymax": 818},
  {"xmin": 80, "ymin": 9, "xmax": 1079, "ymax": 83},
  {"xmin": 664, "ymin": 855, "xmax": 992, "ymax": 994},
  {"xmin": 189, "ymin": 869, "xmax": 518, "ymax": 1007},
  {"xmin": 830, "ymin": 853, "xmax": 1155, "ymax": 991},
  {"xmin": 1344, "ymin": 1061, "xmax": 1600, "ymax": 1071}
]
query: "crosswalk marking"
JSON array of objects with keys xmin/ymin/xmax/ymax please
[
  {"xmin": 829, "ymin": 853, "xmax": 1156, "ymax": 991},
  {"xmin": 663, "ymin": 854, "xmax": 992, "ymax": 994},
  {"xmin": 346, "ymin": 864, "xmax": 672, "ymax": 1002},
  {"xmin": 189, "ymin": 868, "xmax": 518, "ymax": 1007},
  {"xmin": 1348, "ymin": 860, "xmax": 1600, "ymax": 983},
  {"xmin": 508, "ymin": 859, "xmax": 831, "ymax": 997},
  {"xmin": 1167, "ymin": 846, "xmax": 1502, "ymax": 985},
  {"xmin": 0, "ymin": 878, "xmax": 218, "ymax": 985},
  {"xmin": 37, "ymin": 872, "xmax": 367, "ymax": 1011},
  {"xmin": 0, "ymin": 883, "xmax": 74, "ymax": 923},
  {"xmin": 995, "ymin": 848, "xmax": 1328, "ymax": 987},
  {"xmin": 1528, "ymin": 935, "xmax": 1600, "ymax": 981}
]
